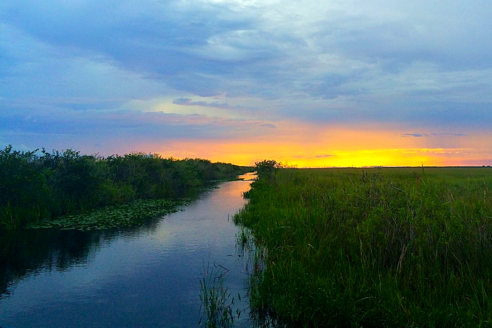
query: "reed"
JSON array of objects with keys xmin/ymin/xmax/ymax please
[
  {"xmin": 235, "ymin": 166, "xmax": 492, "ymax": 327},
  {"xmin": 199, "ymin": 262, "xmax": 236, "ymax": 328}
]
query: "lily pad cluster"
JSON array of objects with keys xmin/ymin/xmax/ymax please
[{"xmin": 27, "ymin": 199, "xmax": 189, "ymax": 231}]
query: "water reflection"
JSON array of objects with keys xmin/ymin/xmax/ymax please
[
  {"xmin": 0, "ymin": 178, "xmax": 254, "ymax": 328},
  {"xmin": 239, "ymin": 172, "xmax": 257, "ymax": 181},
  {"xmin": 0, "ymin": 217, "xmax": 162, "ymax": 298}
]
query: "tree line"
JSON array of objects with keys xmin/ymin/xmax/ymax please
[{"xmin": 0, "ymin": 145, "xmax": 251, "ymax": 230}]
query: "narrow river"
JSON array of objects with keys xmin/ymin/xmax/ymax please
[{"xmin": 0, "ymin": 173, "xmax": 256, "ymax": 328}]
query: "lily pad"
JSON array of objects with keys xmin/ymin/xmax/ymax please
[{"xmin": 26, "ymin": 198, "xmax": 191, "ymax": 231}]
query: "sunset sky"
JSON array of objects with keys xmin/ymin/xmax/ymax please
[{"xmin": 1, "ymin": 0, "xmax": 491, "ymax": 167}]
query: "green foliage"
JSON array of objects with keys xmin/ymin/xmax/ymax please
[
  {"xmin": 235, "ymin": 167, "xmax": 492, "ymax": 327},
  {"xmin": 0, "ymin": 146, "xmax": 50, "ymax": 228},
  {"xmin": 255, "ymin": 159, "xmax": 280, "ymax": 179},
  {"xmin": 0, "ymin": 145, "xmax": 252, "ymax": 230}
]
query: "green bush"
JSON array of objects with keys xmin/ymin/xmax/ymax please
[
  {"xmin": 255, "ymin": 159, "xmax": 280, "ymax": 179},
  {"xmin": 0, "ymin": 146, "xmax": 50, "ymax": 228}
]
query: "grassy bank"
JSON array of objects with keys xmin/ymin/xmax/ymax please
[
  {"xmin": 235, "ymin": 165, "xmax": 492, "ymax": 327},
  {"xmin": 0, "ymin": 145, "xmax": 252, "ymax": 230}
]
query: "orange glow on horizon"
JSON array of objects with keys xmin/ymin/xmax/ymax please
[
  {"xmin": 151, "ymin": 141, "xmax": 490, "ymax": 168},
  {"xmin": 142, "ymin": 121, "xmax": 492, "ymax": 167}
]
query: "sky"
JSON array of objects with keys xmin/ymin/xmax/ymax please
[{"xmin": 1, "ymin": 0, "xmax": 492, "ymax": 167}]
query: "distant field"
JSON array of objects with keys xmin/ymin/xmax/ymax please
[{"xmin": 235, "ymin": 166, "xmax": 492, "ymax": 327}]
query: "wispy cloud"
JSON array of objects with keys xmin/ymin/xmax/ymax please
[
  {"xmin": 402, "ymin": 133, "xmax": 468, "ymax": 138},
  {"xmin": 403, "ymin": 133, "xmax": 426, "ymax": 138},
  {"xmin": 293, "ymin": 154, "xmax": 334, "ymax": 159},
  {"xmin": 172, "ymin": 98, "xmax": 257, "ymax": 111}
]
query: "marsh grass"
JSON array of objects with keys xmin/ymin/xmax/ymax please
[
  {"xmin": 235, "ymin": 167, "xmax": 492, "ymax": 327},
  {"xmin": 199, "ymin": 262, "xmax": 237, "ymax": 328},
  {"xmin": 199, "ymin": 227, "xmax": 272, "ymax": 328}
]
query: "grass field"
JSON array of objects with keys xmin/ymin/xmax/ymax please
[{"xmin": 235, "ymin": 166, "xmax": 492, "ymax": 327}]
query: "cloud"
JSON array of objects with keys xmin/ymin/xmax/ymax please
[
  {"xmin": 4, "ymin": 0, "xmax": 490, "ymax": 101},
  {"xmin": 172, "ymin": 98, "xmax": 194, "ymax": 105},
  {"xmin": 403, "ymin": 133, "xmax": 426, "ymax": 138},
  {"xmin": 1, "ymin": 0, "xmax": 492, "ymax": 159},
  {"xmin": 402, "ymin": 133, "xmax": 467, "ymax": 138},
  {"xmin": 293, "ymin": 154, "xmax": 334, "ymax": 159},
  {"xmin": 0, "ymin": 100, "xmax": 279, "ymax": 151},
  {"xmin": 172, "ymin": 97, "xmax": 257, "ymax": 111}
]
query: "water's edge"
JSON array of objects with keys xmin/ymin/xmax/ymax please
[{"xmin": 0, "ymin": 173, "xmax": 256, "ymax": 328}]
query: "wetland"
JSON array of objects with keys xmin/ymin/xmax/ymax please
[{"xmin": 0, "ymin": 173, "xmax": 257, "ymax": 327}]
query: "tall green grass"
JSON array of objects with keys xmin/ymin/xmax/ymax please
[
  {"xmin": 235, "ymin": 166, "xmax": 492, "ymax": 327},
  {"xmin": 199, "ymin": 262, "xmax": 237, "ymax": 328},
  {"xmin": 0, "ymin": 145, "xmax": 252, "ymax": 230}
]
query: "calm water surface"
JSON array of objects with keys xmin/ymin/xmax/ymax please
[{"xmin": 0, "ymin": 173, "xmax": 256, "ymax": 328}]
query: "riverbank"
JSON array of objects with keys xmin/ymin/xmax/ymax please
[
  {"xmin": 235, "ymin": 166, "xmax": 492, "ymax": 327},
  {"xmin": 0, "ymin": 145, "xmax": 252, "ymax": 230}
]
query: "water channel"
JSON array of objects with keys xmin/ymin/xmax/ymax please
[{"xmin": 0, "ymin": 173, "xmax": 256, "ymax": 327}]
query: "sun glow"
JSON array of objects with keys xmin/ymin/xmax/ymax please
[
  {"xmin": 151, "ymin": 141, "xmax": 485, "ymax": 168},
  {"xmin": 136, "ymin": 119, "xmax": 492, "ymax": 167}
]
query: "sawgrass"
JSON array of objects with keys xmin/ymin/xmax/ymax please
[{"xmin": 235, "ymin": 166, "xmax": 492, "ymax": 327}]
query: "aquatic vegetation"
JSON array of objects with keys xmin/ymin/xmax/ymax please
[
  {"xmin": 235, "ymin": 166, "xmax": 492, "ymax": 327},
  {"xmin": 26, "ymin": 199, "xmax": 187, "ymax": 230},
  {"xmin": 199, "ymin": 262, "xmax": 236, "ymax": 328}
]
